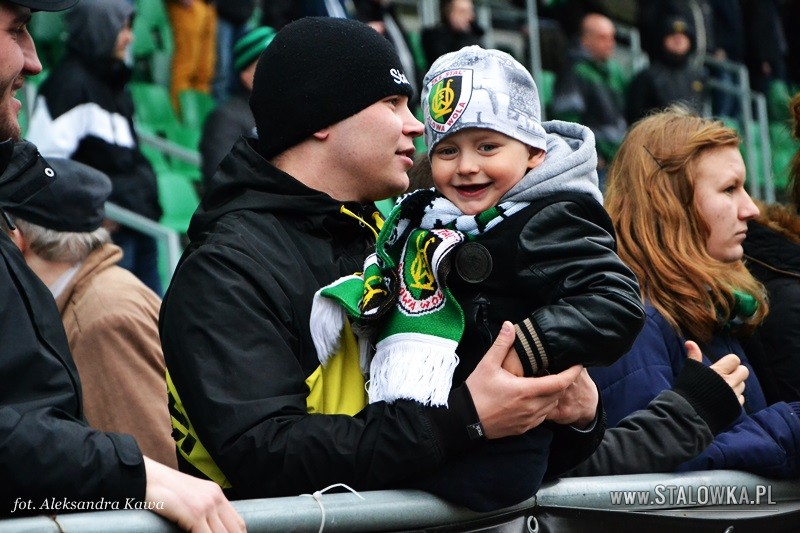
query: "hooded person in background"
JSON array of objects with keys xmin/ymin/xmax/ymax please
[
  {"xmin": 4, "ymin": 158, "xmax": 176, "ymax": 469},
  {"xmin": 25, "ymin": 0, "xmax": 164, "ymax": 295},
  {"xmin": 551, "ymin": 13, "xmax": 628, "ymax": 189},
  {"xmin": 627, "ymin": 16, "xmax": 708, "ymax": 124},
  {"xmin": 199, "ymin": 26, "xmax": 275, "ymax": 194},
  {"xmin": 421, "ymin": 0, "xmax": 484, "ymax": 67},
  {"xmin": 0, "ymin": 0, "xmax": 243, "ymax": 529},
  {"xmin": 354, "ymin": 0, "xmax": 421, "ymax": 101}
]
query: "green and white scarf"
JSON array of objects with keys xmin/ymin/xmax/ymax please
[{"xmin": 310, "ymin": 189, "xmax": 526, "ymax": 406}]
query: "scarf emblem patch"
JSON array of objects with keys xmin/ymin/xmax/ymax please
[{"xmin": 397, "ymin": 228, "xmax": 463, "ymax": 316}]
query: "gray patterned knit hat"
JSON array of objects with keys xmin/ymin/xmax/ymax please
[{"xmin": 422, "ymin": 46, "xmax": 547, "ymax": 155}]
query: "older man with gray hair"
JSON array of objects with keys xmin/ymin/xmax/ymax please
[
  {"xmin": 4, "ymin": 158, "xmax": 177, "ymax": 470},
  {"xmin": 0, "ymin": 0, "xmax": 242, "ymax": 529}
]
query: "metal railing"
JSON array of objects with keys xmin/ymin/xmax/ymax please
[
  {"xmin": 104, "ymin": 202, "xmax": 182, "ymax": 278},
  {"xmin": 2, "ymin": 470, "xmax": 798, "ymax": 532},
  {"xmin": 703, "ymin": 56, "xmax": 775, "ymax": 202},
  {"xmin": 138, "ymin": 131, "xmax": 202, "ymax": 168}
]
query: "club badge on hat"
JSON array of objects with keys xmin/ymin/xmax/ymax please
[{"xmin": 427, "ymin": 69, "xmax": 473, "ymax": 135}]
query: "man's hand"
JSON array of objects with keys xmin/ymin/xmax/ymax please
[
  {"xmin": 544, "ymin": 366, "xmax": 598, "ymax": 428},
  {"xmin": 686, "ymin": 341, "xmax": 748, "ymax": 405},
  {"xmin": 466, "ymin": 322, "xmax": 583, "ymax": 439},
  {"xmin": 144, "ymin": 457, "xmax": 245, "ymax": 532}
]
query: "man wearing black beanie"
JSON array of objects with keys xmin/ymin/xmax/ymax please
[{"xmin": 160, "ymin": 16, "xmax": 598, "ymax": 502}]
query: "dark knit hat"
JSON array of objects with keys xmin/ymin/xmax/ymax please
[
  {"xmin": 665, "ymin": 15, "xmax": 694, "ymax": 38},
  {"xmin": 250, "ymin": 17, "xmax": 414, "ymax": 159},
  {"xmin": 234, "ymin": 26, "xmax": 276, "ymax": 73},
  {"xmin": 6, "ymin": 158, "xmax": 112, "ymax": 233},
  {"xmin": 8, "ymin": 0, "xmax": 78, "ymax": 11}
]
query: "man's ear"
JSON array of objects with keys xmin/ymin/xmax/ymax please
[
  {"xmin": 527, "ymin": 147, "xmax": 546, "ymax": 169},
  {"xmin": 313, "ymin": 128, "xmax": 330, "ymax": 140}
]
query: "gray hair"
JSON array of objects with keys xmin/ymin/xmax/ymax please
[{"xmin": 9, "ymin": 217, "xmax": 111, "ymax": 264}]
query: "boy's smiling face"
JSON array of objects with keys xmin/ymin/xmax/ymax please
[{"xmin": 430, "ymin": 127, "xmax": 544, "ymax": 215}]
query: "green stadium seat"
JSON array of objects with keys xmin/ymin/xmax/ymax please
[
  {"xmin": 413, "ymin": 106, "xmax": 426, "ymax": 154},
  {"xmin": 18, "ymin": 86, "xmax": 30, "ymax": 138},
  {"xmin": 166, "ymin": 125, "xmax": 202, "ymax": 182},
  {"xmin": 140, "ymin": 143, "xmax": 171, "ymax": 173},
  {"xmin": 540, "ymin": 69, "xmax": 556, "ymax": 115},
  {"xmin": 770, "ymin": 122, "xmax": 799, "ymax": 191},
  {"xmin": 132, "ymin": 0, "xmax": 174, "ymax": 85},
  {"xmin": 407, "ymin": 30, "xmax": 429, "ymax": 73},
  {"xmin": 28, "ymin": 11, "xmax": 66, "ymax": 70},
  {"xmin": 157, "ymin": 170, "xmax": 200, "ymax": 234},
  {"xmin": 133, "ymin": 0, "xmax": 173, "ymax": 56},
  {"xmin": 768, "ymin": 80, "xmax": 792, "ymax": 123},
  {"xmin": 178, "ymin": 89, "xmax": 216, "ymax": 130},
  {"xmin": 129, "ymin": 82, "xmax": 181, "ymax": 137}
]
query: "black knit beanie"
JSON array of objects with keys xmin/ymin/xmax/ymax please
[{"xmin": 250, "ymin": 17, "xmax": 414, "ymax": 159}]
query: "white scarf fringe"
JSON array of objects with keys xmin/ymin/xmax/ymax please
[
  {"xmin": 369, "ymin": 333, "xmax": 460, "ymax": 407},
  {"xmin": 310, "ymin": 288, "xmax": 347, "ymax": 366}
]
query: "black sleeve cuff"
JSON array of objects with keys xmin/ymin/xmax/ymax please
[
  {"xmin": 424, "ymin": 384, "xmax": 481, "ymax": 456},
  {"xmin": 544, "ymin": 392, "xmax": 607, "ymax": 478},
  {"xmin": 105, "ymin": 432, "xmax": 147, "ymax": 503},
  {"xmin": 673, "ymin": 358, "xmax": 742, "ymax": 434}
]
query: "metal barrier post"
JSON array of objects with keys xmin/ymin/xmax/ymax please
[
  {"xmin": 418, "ymin": 0, "xmax": 437, "ymax": 26},
  {"xmin": 737, "ymin": 64, "xmax": 759, "ymax": 199},
  {"xmin": 104, "ymin": 202, "xmax": 182, "ymax": 278},
  {"xmin": 703, "ymin": 56, "xmax": 763, "ymax": 199},
  {"xmin": 476, "ymin": 2, "xmax": 493, "ymax": 49},
  {"xmin": 753, "ymin": 92, "xmax": 775, "ymax": 203},
  {"xmin": 138, "ymin": 132, "xmax": 201, "ymax": 167},
  {"xmin": 525, "ymin": 0, "xmax": 543, "ymax": 120}
]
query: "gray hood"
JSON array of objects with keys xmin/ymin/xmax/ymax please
[
  {"xmin": 504, "ymin": 120, "xmax": 602, "ymax": 204},
  {"xmin": 66, "ymin": 0, "xmax": 133, "ymax": 61}
]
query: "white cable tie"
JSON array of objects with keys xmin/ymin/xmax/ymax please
[{"xmin": 301, "ymin": 483, "xmax": 365, "ymax": 533}]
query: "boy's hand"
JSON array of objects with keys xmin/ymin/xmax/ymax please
[
  {"xmin": 467, "ymin": 322, "xmax": 583, "ymax": 438},
  {"xmin": 501, "ymin": 346, "xmax": 524, "ymax": 377},
  {"xmin": 545, "ymin": 366, "xmax": 598, "ymax": 428}
]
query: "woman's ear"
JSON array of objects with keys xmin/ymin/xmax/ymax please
[{"xmin": 527, "ymin": 147, "xmax": 546, "ymax": 169}]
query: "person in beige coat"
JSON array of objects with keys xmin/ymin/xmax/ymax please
[{"xmin": 4, "ymin": 158, "xmax": 176, "ymax": 469}]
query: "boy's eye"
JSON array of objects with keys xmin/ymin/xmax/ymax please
[
  {"xmin": 435, "ymin": 146, "xmax": 457, "ymax": 156},
  {"xmin": 478, "ymin": 144, "xmax": 497, "ymax": 152}
]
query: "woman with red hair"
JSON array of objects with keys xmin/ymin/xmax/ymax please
[{"xmin": 585, "ymin": 106, "xmax": 800, "ymax": 478}]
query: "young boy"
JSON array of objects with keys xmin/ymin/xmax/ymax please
[{"xmin": 311, "ymin": 46, "xmax": 644, "ymax": 510}]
